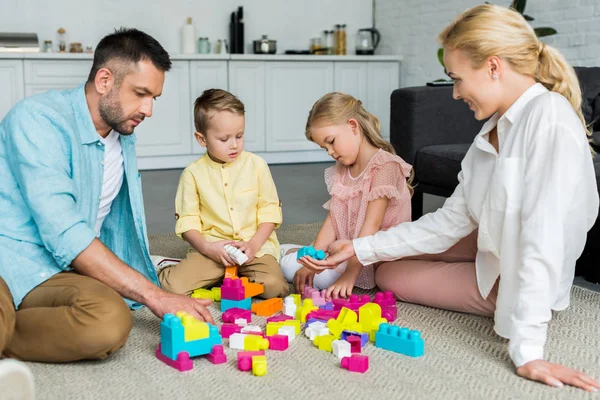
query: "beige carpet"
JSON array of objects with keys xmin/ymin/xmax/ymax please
[{"xmin": 28, "ymin": 223, "xmax": 600, "ymax": 400}]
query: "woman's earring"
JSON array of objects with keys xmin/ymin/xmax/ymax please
[{"xmin": 492, "ymin": 75, "xmax": 499, "ymax": 80}]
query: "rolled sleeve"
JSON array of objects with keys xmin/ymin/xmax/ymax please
[
  {"xmin": 256, "ymin": 159, "xmax": 282, "ymax": 227},
  {"xmin": 175, "ymin": 169, "xmax": 203, "ymax": 237},
  {"xmin": 4, "ymin": 108, "xmax": 96, "ymax": 269}
]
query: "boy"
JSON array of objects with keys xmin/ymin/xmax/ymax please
[{"xmin": 157, "ymin": 89, "xmax": 289, "ymax": 299}]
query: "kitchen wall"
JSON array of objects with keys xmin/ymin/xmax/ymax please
[
  {"xmin": 376, "ymin": 0, "xmax": 600, "ymax": 87},
  {"xmin": 1, "ymin": 0, "xmax": 373, "ymax": 55}
]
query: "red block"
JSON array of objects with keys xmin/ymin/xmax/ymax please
[
  {"xmin": 267, "ymin": 334, "xmax": 289, "ymax": 351},
  {"xmin": 374, "ymin": 291, "xmax": 396, "ymax": 308},
  {"xmin": 305, "ymin": 309, "xmax": 340, "ymax": 322},
  {"xmin": 221, "ymin": 278, "xmax": 246, "ymax": 301},
  {"xmin": 341, "ymin": 355, "xmax": 369, "ymax": 373},
  {"xmin": 222, "ymin": 308, "xmax": 252, "ymax": 324},
  {"xmin": 221, "ymin": 323, "xmax": 243, "ymax": 339},
  {"xmin": 206, "ymin": 345, "xmax": 227, "ymax": 364},
  {"xmin": 266, "ymin": 314, "xmax": 294, "ymax": 324},
  {"xmin": 237, "ymin": 350, "xmax": 265, "ymax": 371},
  {"xmin": 347, "ymin": 336, "xmax": 362, "ymax": 353}
]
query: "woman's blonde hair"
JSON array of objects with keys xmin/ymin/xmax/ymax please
[
  {"xmin": 305, "ymin": 92, "xmax": 414, "ymax": 194},
  {"xmin": 439, "ymin": 4, "xmax": 591, "ymax": 141}
]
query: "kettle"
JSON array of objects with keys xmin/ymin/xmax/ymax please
[{"xmin": 355, "ymin": 28, "xmax": 381, "ymax": 55}]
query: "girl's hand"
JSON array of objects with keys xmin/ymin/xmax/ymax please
[
  {"xmin": 293, "ymin": 267, "xmax": 315, "ymax": 294},
  {"xmin": 298, "ymin": 239, "xmax": 355, "ymax": 272},
  {"xmin": 324, "ymin": 262, "xmax": 361, "ymax": 301},
  {"xmin": 517, "ymin": 360, "xmax": 600, "ymax": 392}
]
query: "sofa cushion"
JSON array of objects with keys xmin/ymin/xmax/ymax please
[{"xmin": 415, "ymin": 144, "xmax": 470, "ymax": 190}]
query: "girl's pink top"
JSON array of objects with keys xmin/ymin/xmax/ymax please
[{"xmin": 324, "ymin": 149, "xmax": 412, "ymax": 289}]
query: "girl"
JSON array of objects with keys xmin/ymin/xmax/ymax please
[
  {"xmin": 280, "ymin": 92, "xmax": 413, "ymax": 300},
  {"xmin": 300, "ymin": 5, "xmax": 600, "ymax": 392}
]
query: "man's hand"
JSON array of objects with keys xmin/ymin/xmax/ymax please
[
  {"xmin": 231, "ymin": 240, "xmax": 259, "ymax": 264},
  {"xmin": 298, "ymin": 239, "xmax": 356, "ymax": 272},
  {"xmin": 517, "ymin": 359, "xmax": 600, "ymax": 392},
  {"xmin": 146, "ymin": 290, "xmax": 215, "ymax": 324},
  {"xmin": 203, "ymin": 240, "xmax": 236, "ymax": 266},
  {"xmin": 293, "ymin": 266, "xmax": 315, "ymax": 294}
]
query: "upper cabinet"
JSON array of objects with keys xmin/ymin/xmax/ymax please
[{"xmin": 0, "ymin": 60, "xmax": 24, "ymax": 121}]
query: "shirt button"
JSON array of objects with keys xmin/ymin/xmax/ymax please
[
  {"xmin": 224, "ymin": 183, "xmax": 228, "ymax": 186},
  {"xmin": 40, "ymin": 272, "xmax": 46, "ymax": 278},
  {"xmin": 101, "ymin": 161, "xmax": 105, "ymax": 166},
  {"xmin": 230, "ymin": 207, "xmax": 233, "ymax": 211},
  {"xmin": 236, "ymin": 232, "xmax": 240, "ymax": 236}
]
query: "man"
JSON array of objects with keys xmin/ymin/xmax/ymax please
[{"xmin": 0, "ymin": 28, "xmax": 213, "ymax": 363}]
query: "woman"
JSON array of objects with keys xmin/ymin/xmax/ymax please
[{"xmin": 299, "ymin": 4, "xmax": 600, "ymax": 392}]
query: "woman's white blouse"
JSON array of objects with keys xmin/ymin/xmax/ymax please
[{"xmin": 354, "ymin": 83, "xmax": 599, "ymax": 367}]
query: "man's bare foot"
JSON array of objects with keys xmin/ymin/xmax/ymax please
[{"xmin": 325, "ymin": 263, "xmax": 362, "ymax": 301}]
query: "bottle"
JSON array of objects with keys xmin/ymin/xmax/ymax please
[
  {"xmin": 236, "ymin": 6, "xmax": 244, "ymax": 54},
  {"xmin": 182, "ymin": 17, "xmax": 196, "ymax": 54},
  {"xmin": 323, "ymin": 30, "xmax": 335, "ymax": 55},
  {"xmin": 57, "ymin": 28, "xmax": 67, "ymax": 53},
  {"xmin": 335, "ymin": 24, "xmax": 347, "ymax": 55}
]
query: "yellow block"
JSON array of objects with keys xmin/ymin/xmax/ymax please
[
  {"xmin": 297, "ymin": 299, "xmax": 318, "ymax": 323},
  {"xmin": 191, "ymin": 288, "xmax": 213, "ymax": 300},
  {"xmin": 252, "ymin": 355, "xmax": 267, "ymax": 376},
  {"xmin": 245, "ymin": 335, "xmax": 269, "ymax": 351},
  {"xmin": 290, "ymin": 294, "xmax": 301, "ymax": 307},
  {"xmin": 358, "ymin": 303, "xmax": 387, "ymax": 342},
  {"xmin": 327, "ymin": 319, "xmax": 343, "ymax": 339},
  {"xmin": 266, "ymin": 320, "xmax": 302, "ymax": 336},
  {"xmin": 337, "ymin": 307, "xmax": 358, "ymax": 325},
  {"xmin": 175, "ymin": 312, "xmax": 209, "ymax": 342},
  {"xmin": 313, "ymin": 334, "xmax": 335, "ymax": 352},
  {"xmin": 211, "ymin": 287, "xmax": 221, "ymax": 302}
]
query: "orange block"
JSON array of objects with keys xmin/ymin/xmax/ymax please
[
  {"xmin": 225, "ymin": 266, "xmax": 238, "ymax": 279},
  {"xmin": 252, "ymin": 298, "xmax": 283, "ymax": 317},
  {"xmin": 240, "ymin": 277, "xmax": 264, "ymax": 298}
]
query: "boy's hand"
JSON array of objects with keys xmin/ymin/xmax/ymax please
[
  {"xmin": 293, "ymin": 266, "xmax": 315, "ymax": 294},
  {"xmin": 231, "ymin": 240, "xmax": 259, "ymax": 264},
  {"xmin": 203, "ymin": 240, "xmax": 237, "ymax": 266}
]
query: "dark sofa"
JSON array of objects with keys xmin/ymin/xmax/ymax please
[{"xmin": 390, "ymin": 67, "xmax": 600, "ymax": 283}]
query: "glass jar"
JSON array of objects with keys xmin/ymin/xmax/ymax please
[
  {"xmin": 335, "ymin": 24, "xmax": 347, "ymax": 55},
  {"xmin": 310, "ymin": 37, "xmax": 324, "ymax": 54},
  {"xmin": 69, "ymin": 42, "xmax": 83, "ymax": 53},
  {"xmin": 57, "ymin": 27, "xmax": 67, "ymax": 53},
  {"xmin": 43, "ymin": 40, "xmax": 54, "ymax": 53},
  {"xmin": 323, "ymin": 30, "xmax": 335, "ymax": 55},
  {"xmin": 197, "ymin": 37, "xmax": 211, "ymax": 54}
]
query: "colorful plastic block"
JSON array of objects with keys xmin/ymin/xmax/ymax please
[
  {"xmin": 234, "ymin": 318, "xmax": 248, "ymax": 326},
  {"xmin": 155, "ymin": 344, "xmax": 193, "ymax": 372},
  {"xmin": 229, "ymin": 333, "xmax": 247, "ymax": 350},
  {"xmin": 159, "ymin": 313, "xmax": 222, "ymax": 361},
  {"xmin": 266, "ymin": 314, "xmax": 294, "ymax": 324},
  {"xmin": 342, "ymin": 331, "xmax": 369, "ymax": 347},
  {"xmin": 283, "ymin": 296, "xmax": 297, "ymax": 317},
  {"xmin": 221, "ymin": 278, "xmax": 246, "ymax": 301},
  {"xmin": 346, "ymin": 336, "xmax": 361, "ymax": 353},
  {"xmin": 373, "ymin": 291, "xmax": 396, "ymax": 308},
  {"xmin": 237, "ymin": 351, "xmax": 265, "ymax": 371},
  {"xmin": 305, "ymin": 321, "xmax": 329, "ymax": 340},
  {"xmin": 206, "ymin": 344, "xmax": 227, "ymax": 364},
  {"xmin": 337, "ymin": 307, "xmax": 358, "ymax": 325},
  {"xmin": 319, "ymin": 302, "xmax": 334, "ymax": 310},
  {"xmin": 333, "ymin": 294, "xmax": 372, "ymax": 312},
  {"xmin": 301, "ymin": 286, "xmax": 327, "ymax": 306},
  {"xmin": 332, "ymin": 340, "xmax": 351, "ymax": 359},
  {"xmin": 305, "ymin": 309, "xmax": 340, "ymax": 322},
  {"xmin": 221, "ymin": 297, "xmax": 252, "ymax": 312},
  {"xmin": 297, "ymin": 299, "xmax": 319, "ymax": 322},
  {"xmin": 267, "ymin": 334, "xmax": 289, "ymax": 351},
  {"xmin": 191, "ymin": 288, "xmax": 218, "ymax": 301},
  {"xmin": 381, "ymin": 307, "xmax": 398, "ymax": 323},
  {"xmin": 277, "ymin": 326, "xmax": 296, "ymax": 342},
  {"xmin": 296, "ymin": 246, "xmax": 316, "ymax": 259},
  {"xmin": 239, "ymin": 277, "xmax": 264, "ymax": 298},
  {"xmin": 266, "ymin": 320, "xmax": 301, "ymax": 336},
  {"xmin": 252, "ymin": 355, "xmax": 267, "ymax": 376},
  {"xmin": 222, "ymin": 307, "xmax": 252, "ymax": 324},
  {"xmin": 290, "ymin": 293, "xmax": 301, "ymax": 307},
  {"xmin": 224, "ymin": 244, "xmax": 248, "ymax": 265},
  {"xmin": 341, "ymin": 355, "xmax": 369, "ymax": 373},
  {"xmin": 221, "ymin": 323, "xmax": 243, "ymax": 339},
  {"xmin": 224, "ymin": 265, "xmax": 239, "ymax": 279},
  {"xmin": 245, "ymin": 334, "xmax": 270, "ymax": 351},
  {"xmin": 358, "ymin": 303, "xmax": 387, "ymax": 342},
  {"xmin": 240, "ymin": 325, "xmax": 262, "ymax": 335},
  {"xmin": 313, "ymin": 334, "xmax": 335, "ymax": 352},
  {"xmin": 252, "ymin": 298, "xmax": 283, "ymax": 316},
  {"xmin": 175, "ymin": 311, "xmax": 210, "ymax": 342},
  {"xmin": 375, "ymin": 323, "xmax": 424, "ymax": 357}
]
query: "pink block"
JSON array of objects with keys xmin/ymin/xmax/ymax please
[
  {"xmin": 302, "ymin": 286, "xmax": 327, "ymax": 306},
  {"xmin": 334, "ymin": 295, "xmax": 371, "ymax": 311},
  {"xmin": 221, "ymin": 278, "xmax": 246, "ymax": 301},
  {"xmin": 374, "ymin": 291, "xmax": 396, "ymax": 308},
  {"xmin": 155, "ymin": 344, "xmax": 193, "ymax": 372},
  {"xmin": 347, "ymin": 336, "xmax": 362, "ymax": 353},
  {"xmin": 237, "ymin": 350, "xmax": 265, "ymax": 371},
  {"xmin": 221, "ymin": 323, "xmax": 243, "ymax": 339},
  {"xmin": 381, "ymin": 306, "xmax": 397, "ymax": 322},
  {"xmin": 305, "ymin": 309, "xmax": 340, "ymax": 322},
  {"xmin": 266, "ymin": 314, "xmax": 294, "ymax": 324},
  {"xmin": 222, "ymin": 308, "xmax": 252, "ymax": 324},
  {"xmin": 206, "ymin": 345, "xmax": 227, "ymax": 364},
  {"xmin": 341, "ymin": 355, "xmax": 369, "ymax": 373},
  {"xmin": 268, "ymin": 334, "xmax": 289, "ymax": 351}
]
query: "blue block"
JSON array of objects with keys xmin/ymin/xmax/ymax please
[
  {"xmin": 221, "ymin": 297, "xmax": 252, "ymax": 312},
  {"xmin": 319, "ymin": 302, "xmax": 334, "ymax": 310},
  {"xmin": 375, "ymin": 323, "xmax": 424, "ymax": 357},
  {"xmin": 342, "ymin": 331, "xmax": 369, "ymax": 347},
  {"xmin": 160, "ymin": 314, "xmax": 222, "ymax": 360},
  {"xmin": 296, "ymin": 246, "xmax": 326, "ymax": 260}
]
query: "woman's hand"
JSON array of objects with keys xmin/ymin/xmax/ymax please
[
  {"xmin": 298, "ymin": 239, "xmax": 356, "ymax": 272},
  {"xmin": 517, "ymin": 359, "xmax": 600, "ymax": 392}
]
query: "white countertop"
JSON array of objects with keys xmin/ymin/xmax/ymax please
[{"xmin": 0, "ymin": 52, "xmax": 402, "ymax": 62}]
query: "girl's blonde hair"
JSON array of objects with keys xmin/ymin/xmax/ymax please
[
  {"xmin": 305, "ymin": 92, "xmax": 414, "ymax": 194},
  {"xmin": 438, "ymin": 4, "xmax": 590, "ymax": 141}
]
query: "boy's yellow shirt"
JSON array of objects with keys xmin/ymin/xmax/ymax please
[{"xmin": 175, "ymin": 151, "xmax": 282, "ymax": 260}]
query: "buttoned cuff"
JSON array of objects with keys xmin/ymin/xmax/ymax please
[
  {"xmin": 353, "ymin": 237, "xmax": 378, "ymax": 265},
  {"xmin": 175, "ymin": 216, "xmax": 202, "ymax": 238}
]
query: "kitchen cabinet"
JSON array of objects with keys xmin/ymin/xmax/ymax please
[{"xmin": 0, "ymin": 60, "xmax": 24, "ymax": 121}]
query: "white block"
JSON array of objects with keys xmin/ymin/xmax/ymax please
[
  {"xmin": 277, "ymin": 326, "xmax": 296, "ymax": 342},
  {"xmin": 224, "ymin": 245, "xmax": 249, "ymax": 265},
  {"xmin": 283, "ymin": 296, "xmax": 297, "ymax": 317},
  {"xmin": 241, "ymin": 325, "xmax": 262, "ymax": 334},
  {"xmin": 234, "ymin": 318, "xmax": 248, "ymax": 326},
  {"xmin": 305, "ymin": 321, "xmax": 328, "ymax": 340},
  {"xmin": 332, "ymin": 340, "xmax": 351, "ymax": 359},
  {"xmin": 229, "ymin": 333, "xmax": 248, "ymax": 350}
]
